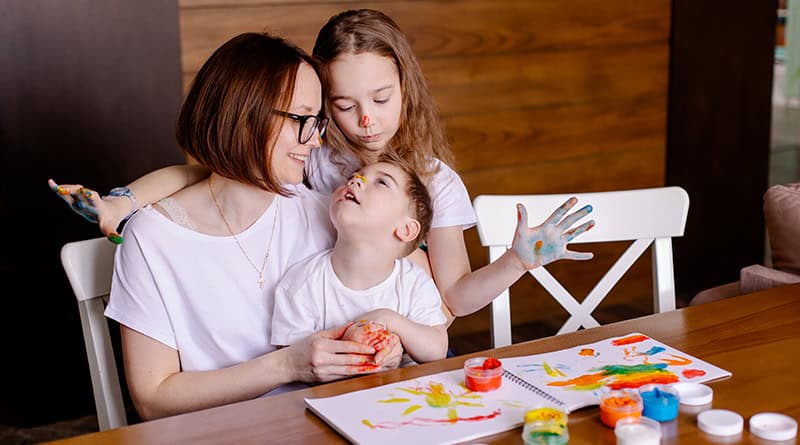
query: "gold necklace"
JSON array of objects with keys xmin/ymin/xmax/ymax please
[{"xmin": 208, "ymin": 177, "xmax": 278, "ymax": 288}]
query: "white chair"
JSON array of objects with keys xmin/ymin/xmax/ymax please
[
  {"xmin": 60, "ymin": 237, "xmax": 127, "ymax": 430},
  {"xmin": 473, "ymin": 187, "xmax": 689, "ymax": 348}
]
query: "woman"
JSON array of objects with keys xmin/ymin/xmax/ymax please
[{"xmin": 53, "ymin": 32, "xmax": 400, "ymax": 421}]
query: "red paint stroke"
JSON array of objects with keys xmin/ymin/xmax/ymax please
[
  {"xmin": 364, "ymin": 409, "xmax": 502, "ymax": 430},
  {"xmin": 612, "ymin": 334, "xmax": 650, "ymax": 346},
  {"xmin": 682, "ymin": 369, "xmax": 706, "ymax": 379},
  {"xmin": 534, "ymin": 240, "xmax": 543, "ymax": 255}
]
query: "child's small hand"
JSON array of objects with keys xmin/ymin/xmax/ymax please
[
  {"xmin": 48, "ymin": 179, "xmax": 126, "ymax": 243},
  {"xmin": 511, "ymin": 197, "xmax": 595, "ymax": 270},
  {"xmin": 342, "ymin": 320, "xmax": 391, "ymax": 348}
]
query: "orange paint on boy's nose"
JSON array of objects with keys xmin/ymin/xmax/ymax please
[{"xmin": 361, "ymin": 114, "xmax": 370, "ymax": 127}]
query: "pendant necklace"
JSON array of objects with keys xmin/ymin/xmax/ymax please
[{"xmin": 209, "ymin": 177, "xmax": 278, "ymax": 288}]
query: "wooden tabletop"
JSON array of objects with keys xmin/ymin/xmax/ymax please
[{"xmin": 48, "ymin": 283, "xmax": 800, "ymax": 445}]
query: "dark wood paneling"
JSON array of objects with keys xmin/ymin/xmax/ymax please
[
  {"xmin": 178, "ymin": 0, "xmax": 670, "ymax": 75},
  {"xmin": 0, "ymin": 1, "xmax": 184, "ymax": 426},
  {"xmin": 176, "ymin": 1, "xmax": 671, "ymax": 352},
  {"xmin": 667, "ymin": 0, "xmax": 775, "ymax": 299},
  {"xmin": 447, "ymin": 99, "xmax": 666, "ymax": 173}
]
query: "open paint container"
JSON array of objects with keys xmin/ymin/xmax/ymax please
[
  {"xmin": 463, "ymin": 357, "xmax": 503, "ymax": 392},
  {"xmin": 521, "ymin": 407, "xmax": 569, "ymax": 445},
  {"xmin": 599, "ymin": 389, "xmax": 643, "ymax": 428}
]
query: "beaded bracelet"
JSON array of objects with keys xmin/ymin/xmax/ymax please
[{"xmin": 107, "ymin": 186, "xmax": 138, "ymax": 221}]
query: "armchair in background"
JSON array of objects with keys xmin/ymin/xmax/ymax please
[{"xmin": 690, "ymin": 183, "xmax": 800, "ymax": 305}]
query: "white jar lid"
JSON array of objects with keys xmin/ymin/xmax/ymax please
[
  {"xmin": 697, "ymin": 409, "xmax": 744, "ymax": 436},
  {"xmin": 749, "ymin": 412, "xmax": 798, "ymax": 441},
  {"xmin": 671, "ymin": 382, "xmax": 713, "ymax": 406}
]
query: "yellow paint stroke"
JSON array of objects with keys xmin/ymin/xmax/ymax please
[
  {"xmin": 424, "ymin": 383, "xmax": 452, "ymax": 407},
  {"xmin": 543, "ymin": 361, "xmax": 567, "ymax": 377},
  {"xmin": 501, "ymin": 400, "xmax": 528, "ymax": 409},
  {"xmin": 362, "ymin": 419, "xmax": 375, "ymax": 429},
  {"xmin": 447, "ymin": 408, "xmax": 458, "ymax": 422},
  {"xmin": 460, "ymin": 394, "xmax": 483, "ymax": 399},
  {"xmin": 378, "ymin": 398, "xmax": 412, "ymax": 403},
  {"xmin": 402, "ymin": 405, "xmax": 423, "ymax": 416},
  {"xmin": 660, "ymin": 354, "xmax": 692, "ymax": 366},
  {"xmin": 455, "ymin": 401, "xmax": 484, "ymax": 407}
]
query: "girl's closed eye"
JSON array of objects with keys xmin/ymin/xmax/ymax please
[
  {"xmin": 374, "ymin": 97, "xmax": 390, "ymax": 104},
  {"xmin": 334, "ymin": 102, "xmax": 355, "ymax": 112}
]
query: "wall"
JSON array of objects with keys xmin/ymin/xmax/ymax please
[
  {"xmin": 177, "ymin": 0, "xmax": 671, "ymax": 348},
  {"xmin": 0, "ymin": 1, "xmax": 184, "ymax": 425}
]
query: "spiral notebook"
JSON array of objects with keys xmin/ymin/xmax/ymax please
[{"xmin": 305, "ymin": 332, "xmax": 731, "ymax": 445}]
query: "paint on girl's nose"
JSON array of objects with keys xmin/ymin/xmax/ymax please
[{"xmin": 361, "ymin": 114, "xmax": 371, "ymax": 127}]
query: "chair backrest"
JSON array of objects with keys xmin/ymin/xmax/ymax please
[
  {"xmin": 473, "ymin": 186, "xmax": 689, "ymax": 348},
  {"xmin": 60, "ymin": 237, "xmax": 126, "ymax": 430}
]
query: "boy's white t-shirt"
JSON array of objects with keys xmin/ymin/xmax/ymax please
[
  {"xmin": 271, "ymin": 249, "xmax": 448, "ymax": 347},
  {"xmin": 105, "ymin": 188, "xmax": 336, "ymax": 375},
  {"xmin": 306, "ymin": 145, "xmax": 477, "ymax": 230}
]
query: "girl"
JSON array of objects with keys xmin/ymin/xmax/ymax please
[
  {"xmin": 51, "ymin": 10, "xmax": 594, "ymax": 323},
  {"xmin": 53, "ymin": 32, "xmax": 402, "ymax": 420}
]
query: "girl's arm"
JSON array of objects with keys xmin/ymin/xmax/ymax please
[
  {"xmin": 122, "ymin": 323, "xmax": 377, "ymax": 420},
  {"xmin": 49, "ymin": 164, "xmax": 210, "ymax": 239},
  {"xmin": 431, "ymin": 198, "xmax": 595, "ymax": 317}
]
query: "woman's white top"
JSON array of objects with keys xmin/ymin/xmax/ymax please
[{"xmin": 105, "ymin": 188, "xmax": 335, "ymax": 373}]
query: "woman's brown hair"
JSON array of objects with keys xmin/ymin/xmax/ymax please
[
  {"xmin": 177, "ymin": 32, "xmax": 317, "ymax": 195},
  {"xmin": 312, "ymin": 9, "xmax": 453, "ymax": 179}
]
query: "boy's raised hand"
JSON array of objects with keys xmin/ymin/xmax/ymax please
[
  {"xmin": 48, "ymin": 179, "xmax": 125, "ymax": 243},
  {"xmin": 511, "ymin": 197, "xmax": 595, "ymax": 270}
]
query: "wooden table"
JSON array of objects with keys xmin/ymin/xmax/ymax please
[{"xmin": 48, "ymin": 284, "xmax": 800, "ymax": 445}]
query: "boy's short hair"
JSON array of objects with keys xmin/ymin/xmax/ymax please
[{"xmin": 376, "ymin": 151, "xmax": 433, "ymax": 256}]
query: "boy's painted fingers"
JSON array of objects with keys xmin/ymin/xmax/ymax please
[
  {"xmin": 563, "ymin": 250, "xmax": 594, "ymax": 261},
  {"xmin": 544, "ymin": 197, "xmax": 578, "ymax": 226},
  {"xmin": 563, "ymin": 220, "xmax": 596, "ymax": 242},
  {"xmin": 557, "ymin": 204, "xmax": 593, "ymax": 231}
]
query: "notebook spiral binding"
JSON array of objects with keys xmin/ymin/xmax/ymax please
[{"xmin": 502, "ymin": 369, "xmax": 566, "ymax": 407}]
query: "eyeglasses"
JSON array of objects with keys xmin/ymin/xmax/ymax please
[{"xmin": 274, "ymin": 110, "xmax": 329, "ymax": 144}]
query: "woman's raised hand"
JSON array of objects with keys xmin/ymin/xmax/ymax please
[
  {"xmin": 511, "ymin": 197, "xmax": 595, "ymax": 270},
  {"xmin": 48, "ymin": 179, "xmax": 127, "ymax": 243}
]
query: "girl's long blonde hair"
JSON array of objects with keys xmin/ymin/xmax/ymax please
[{"xmin": 313, "ymin": 9, "xmax": 454, "ymax": 178}]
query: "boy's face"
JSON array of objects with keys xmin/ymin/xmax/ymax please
[{"xmin": 330, "ymin": 162, "xmax": 414, "ymax": 239}]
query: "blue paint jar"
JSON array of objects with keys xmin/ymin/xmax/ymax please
[{"xmin": 639, "ymin": 384, "xmax": 679, "ymax": 422}]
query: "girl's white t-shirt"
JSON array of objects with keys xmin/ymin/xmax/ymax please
[
  {"xmin": 305, "ymin": 145, "xmax": 477, "ymax": 229},
  {"xmin": 105, "ymin": 188, "xmax": 336, "ymax": 374}
]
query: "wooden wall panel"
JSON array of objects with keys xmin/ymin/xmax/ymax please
[{"xmin": 177, "ymin": 0, "xmax": 671, "ymax": 350}]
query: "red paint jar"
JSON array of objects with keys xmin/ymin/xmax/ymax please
[{"xmin": 464, "ymin": 357, "xmax": 503, "ymax": 392}]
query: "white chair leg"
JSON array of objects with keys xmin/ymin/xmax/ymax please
[
  {"xmin": 79, "ymin": 299, "xmax": 126, "ymax": 430},
  {"xmin": 652, "ymin": 237, "xmax": 677, "ymax": 313}
]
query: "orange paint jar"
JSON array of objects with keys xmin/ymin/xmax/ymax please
[
  {"xmin": 464, "ymin": 357, "xmax": 503, "ymax": 392},
  {"xmin": 599, "ymin": 389, "xmax": 643, "ymax": 428}
]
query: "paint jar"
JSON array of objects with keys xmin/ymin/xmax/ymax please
[
  {"xmin": 464, "ymin": 357, "xmax": 502, "ymax": 392},
  {"xmin": 639, "ymin": 384, "xmax": 679, "ymax": 422},
  {"xmin": 521, "ymin": 407, "xmax": 569, "ymax": 445},
  {"xmin": 599, "ymin": 389, "xmax": 643, "ymax": 428},
  {"xmin": 614, "ymin": 416, "xmax": 662, "ymax": 445}
]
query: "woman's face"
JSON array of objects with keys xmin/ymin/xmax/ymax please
[
  {"xmin": 271, "ymin": 62, "xmax": 323, "ymax": 185},
  {"xmin": 327, "ymin": 52, "xmax": 403, "ymax": 153}
]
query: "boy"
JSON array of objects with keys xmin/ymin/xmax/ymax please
[{"xmin": 271, "ymin": 153, "xmax": 448, "ymax": 365}]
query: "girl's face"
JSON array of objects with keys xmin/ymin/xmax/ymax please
[
  {"xmin": 272, "ymin": 62, "xmax": 323, "ymax": 185},
  {"xmin": 327, "ymin": 52, "xmax": 403, "ymax": 154}
]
